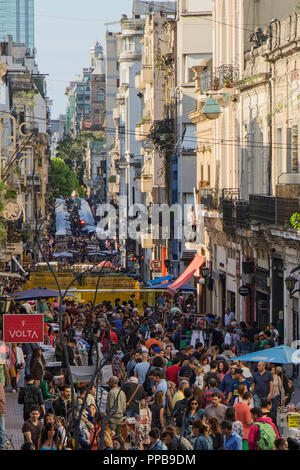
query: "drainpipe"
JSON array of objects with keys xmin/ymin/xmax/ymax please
[{"xmin": 268, "ymin": 60, "xmax": 273, "ymax": 196}]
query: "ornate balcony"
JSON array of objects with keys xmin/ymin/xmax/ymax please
[{"xmin": 200, "ymin": 188, "xmax": 221, "ymax": 211}]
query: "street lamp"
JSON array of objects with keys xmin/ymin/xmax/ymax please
[
  {"xmin": 285, "ymin": 276, "xmax": 298, "ymax": 298},
  {"xmin": 202, "ymin": 266, "xmax": 210, "ymax": 278},
  {"xmin": 202, "ymin": 97, "xmax": 222, "ymax": 120}
]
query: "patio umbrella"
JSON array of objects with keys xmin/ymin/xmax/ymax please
[
  {"xmin": 9, "ymin": 287, "xmax": 74, "ymax": 300},
  {"xmin": 229, "ymin": 345, "xmax": 299, "ymax": 364},
  {"xmin": 98, "ymin": 261, "xmax": 114, "ymax": 269}
]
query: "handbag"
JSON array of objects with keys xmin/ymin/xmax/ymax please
[{"xmin": 126, "ymin": 385, "xmax": 141, "ymax": 410}]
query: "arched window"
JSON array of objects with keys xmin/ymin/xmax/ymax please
[{"xmin": 97, "ymin": 89, "xmax": 105, "ymax": 102}]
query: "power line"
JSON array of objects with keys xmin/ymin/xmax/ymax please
[{"xmin": 22, "ymin": 115, "xmax": 300, "ymax": 152}]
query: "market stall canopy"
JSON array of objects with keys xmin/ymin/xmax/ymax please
[
  {"xmin": 98, "ymin": 260, "xmax": 114, "ymax": 269},
  {"xmin": 229, "ymin": 345, "xmax": 300, "ymax": 364},
  {"xmin": 8, "ymin": 287, "xmax": 74, "ymax": 301},
  {"xmin": 52, "ymin": 251, "xmax": 73, "ymax": 258},
  {"xmin": 147, "ymin": 275, "xmax": 173, "ymax": 286},
  {"xmin": 167, "ymin": 254, "xmax": 205, "ymax": 295},
  {"xmin": 146, "ymin": 281, "xmax": 196, "ymax": 292}
]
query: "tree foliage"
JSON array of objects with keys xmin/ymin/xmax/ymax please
[
  {"xmin": 55, "ymin": 131, "xmax": 105, "ymax": 186},
  {"xmin": 49, "ymin": 158, "xmax": 81, "ymax": 198},
  {"xmin": 290, "ymin": 212, "xmax": 300, "ymax": 230}
]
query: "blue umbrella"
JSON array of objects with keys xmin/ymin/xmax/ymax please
[
  {"xmin": 9, "ymin": 287, "xmax": 74, "ymax": 300},
  {"xmin": 229, "ymin": 345, "xmax": 300, "ymax": 364}
]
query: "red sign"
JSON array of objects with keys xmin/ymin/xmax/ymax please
[
  {"xmin": 3, "ymin": 314, "xmax": 44, "ymax": 343},
  {"xmin": 151, "ymin": 259, "xmax": 162, "ymax": 272}
]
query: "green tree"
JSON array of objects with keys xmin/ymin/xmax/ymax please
[
  {"xmin": 55, "ymin": 131, "xmax": 105, "ymax": 186},
  {"xmin": 290, "ymin": 212, "xmax": 300, "ymax": 230},
  {"xmin": 49, "ymin": 158, "xmax": 81, "ymax": 197}
]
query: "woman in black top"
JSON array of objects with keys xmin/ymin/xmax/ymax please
[
  {"xmin": 208, "ymin": 416, "xmax": 224, "ymax": 450},
  {"xmin": 151, "ymin": 391, "xmax": 165, "ymax": 431},
  {"xmin": 261, "ymin": 398, "xmax": 278, "ymax": 427}
]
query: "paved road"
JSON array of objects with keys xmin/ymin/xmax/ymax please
[{"xmin": 4, "ymin": 388, "xmax": 24, "ymax": 450}]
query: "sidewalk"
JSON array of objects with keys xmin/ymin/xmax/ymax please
[{"xmin": 4, "ymin": 388, "xmax": 24, "ymax": 450}]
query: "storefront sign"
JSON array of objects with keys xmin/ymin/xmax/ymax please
[
  {"xmin": 288, "ymin": 414, "xmax": 300, "ymax": 428},
  {"xmin": 3, "ymin": 314, "xmax": 44, "ymax": 343},
  {"xmin": 151, "ymin": 259, "xmax": 162, "ymax": 272},
  {"xmin": 239, "ymin": 285, "xmax": 250, "ymax": 297}
]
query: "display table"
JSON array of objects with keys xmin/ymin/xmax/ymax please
[{"xmin": 278, "ymin": 409, "xmax": 300, "ymax": 439}]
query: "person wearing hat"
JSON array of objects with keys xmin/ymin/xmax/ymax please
[
  {"xmin": 106, "ymin": 376, "xmax": 127, "ymax": 438},
  {"xmin": 227, "ymin": 368, "xmax": 251, "ymax": 406},
  {"xmin": 18, "ymin": 375, "xmax": 45, "ymax": 421},
  {"xmin": 121, "ymin": 377, "xmax": 146, "ymax": 419}
]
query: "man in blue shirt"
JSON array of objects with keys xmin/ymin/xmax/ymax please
[
  {"xmin": 153, "ymin": 369, "xmax": 167, "ymax": 406},
  {"xmin": 134, "ymin": 352, "xmax": 150, "ymax": 385},
  {"xmin": 252, "ymin": 361, "xmax": 274, "ymax": 408},
  {"xmin": 219, "ymin": 364, "xmax": 238, "ymax": 399},
  {"xmin": 227, "ymin": 368, "xmax": 251, "ymax": 406},
  {"xmin": 220, "ymin": 421, "xmax": 242, "ymax": 450},
  {"xmin": 236, "ymin": 335, "xmax": 252, "ymax": 355}
]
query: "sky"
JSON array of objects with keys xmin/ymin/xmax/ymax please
[{"xmin": 35, "ymin": 0, "xmax": 132, "ymax": 119}]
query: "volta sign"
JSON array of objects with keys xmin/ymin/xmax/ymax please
[{"xmin": 3, "ymin": 314, "xmax": 44, "ymax": 343}]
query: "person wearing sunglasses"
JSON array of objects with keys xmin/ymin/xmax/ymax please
[{"xmin": 181, "ymin": 397, "xmax": 204, "ymax": 440}]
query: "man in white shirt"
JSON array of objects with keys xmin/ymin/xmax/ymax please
[
  {"xmin": 224, "ymin": 308, "xmax": 235, "ymax": 327},
  {"xmin": 270, "ymin": 322, "xmax": 280, "ymax": 345},
  {"xmin": 22, "ymin": 302, "xmax": 34, "ymax": 314}
]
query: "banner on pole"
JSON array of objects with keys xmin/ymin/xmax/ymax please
[{"xmin": 3, "ymin": 314, "xmax": 44, "ymax": 343}]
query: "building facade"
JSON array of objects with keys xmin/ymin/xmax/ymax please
[
  {"xmin": 189, "ymin": 0, "xmax": 300, "ymax": 346},
  {"xmin": 0, "ymin": 37, "xmax": 50, "ymax": 270},
  {"xmin": 0, "ymin": 0, "xmax": 35, "ymax": 55},
  {"xmin": 65, "ymin": 43, "xmax": 106, "ymax": 136}
]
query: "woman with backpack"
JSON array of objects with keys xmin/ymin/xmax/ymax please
[{"xmin": 248, "ymin": 408, "xmax": 279, "ymax": 450}]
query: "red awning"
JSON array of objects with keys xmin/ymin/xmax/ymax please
[{"xmin": 167, "ymin": 254, "xmax": 205, "ymax": 295}]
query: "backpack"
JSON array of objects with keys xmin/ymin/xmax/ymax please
[
  {"xmin": 143, "ymin": 367, "xmax": 153, "ymax": 396},
  {"xmin": 255, "ymin": 421, "xmax": 276, "ymax": 450},
  {"xmin": 171, "ymin": 400, "xmax": 187, "ymax": 428},
  {"xmin": 22, "ymin": 386, "xmax": 41, "ymax": 415},
  {"xmin": 174, "ymin": 435, "xmax": 193, "ymax": 451}
]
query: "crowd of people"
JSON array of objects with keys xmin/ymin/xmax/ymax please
[{"xmin": 0, "ymin": 296, "xmax": 299, "ymax": 451}]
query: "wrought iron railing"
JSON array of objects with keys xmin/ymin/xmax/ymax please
[
  {"xmin": 198, "ymin": 65, "xmax": 240, "ymax": 93},
  {"xmin": 200, "ymin": 188, "xmax": 221, "ymax": 211}
]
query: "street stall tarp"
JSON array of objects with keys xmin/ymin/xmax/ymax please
[
  {"xmin": 229, "ymin": 345, "xmax": 300, "ymax": 364},
  {"xmin": 147, "ymin": 275, "xmax": 173, "ymax": 286},
  {"xmin": 78, "ymin": 198, "xmax": 96, "ymax": 233},
  {"xmin": 146, "ymin": 281, "xmax": 196, "ymax": 292},
  {"xmin": 70, "ymin": 366, "xmax": 96, "ymax": 383},
  {"xmin": 167, "ymin": 254, "xmax": 205, "ymax": 295},
  {"xmin": 52, "ymin": 251, "xmax": 73, "ymax": 258},
  {"xmin": 55, "ymin": 199, "xmax": 72, "ymax": 237}
]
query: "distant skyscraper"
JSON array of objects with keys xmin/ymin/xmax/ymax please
[{"xmin": 0, "ymin": 0, "xmax": 34, "ymax": 54}]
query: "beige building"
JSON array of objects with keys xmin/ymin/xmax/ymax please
[
  {"xmin": 0, "ymin": 38, "xmax": 49, "ymax": 270},
  {"xmin": 135, "ymin": 11, "xmax": 176, "ymax": 277},
  {"xmin": 189, "ymin": 0, "xmax": 299, "ymax": 337}
]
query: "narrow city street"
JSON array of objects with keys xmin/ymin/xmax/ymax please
[{"xmin": 1, "ymin": 0, "xmax": 300, "ymax": 457}]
